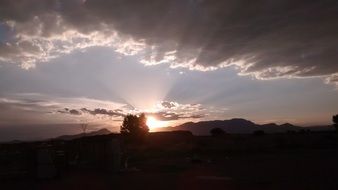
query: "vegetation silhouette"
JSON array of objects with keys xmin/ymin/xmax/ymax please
[
  {"xmin": 120, "ymin": 113, "xmax": 149, "ymax": 142},
  {"xmin": 333, "ymin": 114, "xmax": 338, "ymax": 131},
  {"xmin": 210, "ymin": 127, "xmax": 226, "ymax": 137},
  {"xmin": 253, "ymin": 130, "xmax": 265, "ymax": 136}
]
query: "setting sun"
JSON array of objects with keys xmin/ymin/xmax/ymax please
[{"xmin": 146, "ymin": 116, "xmax": 167, "ymax": 130}]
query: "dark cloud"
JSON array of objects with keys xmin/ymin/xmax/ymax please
[
  {"xmin": 161, "ymin": 101, "xmax": 177, "ymax": 109},
  {"xmin": 58, "ymin": 106, "xmax": 204, "ymax": 121},
  {"xmin": 147, "ymin": 111, "xmax": 204, "ymax": 121},
  {"xmin": 57, "ymin": 110, "xmax": 67, "ymax": 114},
  {"xmin": 80, "ymin": 107, "xmax": 203, "ymax": 121},
  {"xmin": 80, "ymin": 108, "xmax": 125, "ymax": 117},
  {"xmin": 69, "ymin": 109, "xmax": 81, "ymax": 115},
  {"xmin": 57, "ymin": 107, "xmax": 125, "ymax": 117},
  {"xmin": 1, "ymin": 0, "xmax": 338, "ymax": 83},
  {"xmin": 57, "ymin": 108, "xmax": 81, "ymax": 115}
]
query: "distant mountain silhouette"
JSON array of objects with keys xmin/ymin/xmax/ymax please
[
  {"xmin": 259, "ymin": 123, "xmax": 301, "ymax": 133},
  {"xmin": 163, "ymin": 118, "xmax": 304, "ymax": 135},
  {"xmin": 54, "ymin": 128, "xmax": 112, "ymax": 140},
  {"xmin": 306, "ymin": 125, "xmax": 335, "ymax": 131}
]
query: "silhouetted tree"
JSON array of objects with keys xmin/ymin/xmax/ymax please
[
  {"xmin": 121, "ymin": 114, "xmax": 139, "ymax": 135},
  {"xmin": 138, "ymin": 113, "xmax": 150, "ymax": 134},
  {"xmin": 333, "ymin": 114, "xmax": 338, "ymax": 131},
  {"xmin": 120, "ymin": 113, "xmax": 149, "ymax": 141},
  {"xmin": 210, "ymin": 127, "xmax": 225, "ymax": 137}
]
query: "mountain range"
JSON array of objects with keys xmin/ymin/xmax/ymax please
[
  {"xmin": 54, "ymin": 128, "xmax": 112, "ymax": 140},
  {"xmin": 53, "ymin": 119, "xmax": 334, "ymax": 139},
  {"xmin": 159, "ymin": 118, "xmax": 333, "ymax": 135}
]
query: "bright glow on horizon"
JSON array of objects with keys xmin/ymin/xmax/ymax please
[{"xmin": 146, "ymin": 116, "xmax": 167, "ymax": 130}]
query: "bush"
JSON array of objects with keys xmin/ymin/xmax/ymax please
[
  {"xmin": 333, "ymin": 114, "xmax": 338, "ymax": 131},
  {"xmin": 210, "ymin": 127, "xmax": 226, "ymax": 137},
  {"xmin": 253, "ymin": 130, "xmax": 265, "ymax": 136}
]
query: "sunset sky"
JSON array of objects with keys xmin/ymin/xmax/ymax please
[{"xmin": 0, "ymin": 0, "xmax": 338, "ymax": 140}]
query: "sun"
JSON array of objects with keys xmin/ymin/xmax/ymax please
[{"xmin": 146, "ymin": 116, "xmax": 166, "ymax": 130}]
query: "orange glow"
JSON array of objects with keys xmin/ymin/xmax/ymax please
[{"xmin": 146, "ymin": 116, "xmax": 167, "ymax": 130}]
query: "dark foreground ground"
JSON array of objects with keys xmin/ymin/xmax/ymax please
[{"xmin": 2, "ymin": 132, "xmax": 338, "ymax": 190}]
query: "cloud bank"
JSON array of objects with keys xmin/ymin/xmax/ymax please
[
  {"xmin": 58, "ymin": 100, "xmax": 207, "ymax": 121},
  {"xmin": 0, "ymin": 94, "xmax": 212, "ymax": 125},
  {"xmin": 1, "ymin": 0, "xmax": 338, "ymax": 84}
]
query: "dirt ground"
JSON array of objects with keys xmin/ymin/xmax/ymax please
[{"xmin": 2, "ymin": 133, "xmax": 338, "ymax": 190}]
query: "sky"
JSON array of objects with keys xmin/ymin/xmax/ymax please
[{"xmin": 0, "ymin": 0, "xmax": 338, "ymax": 140}]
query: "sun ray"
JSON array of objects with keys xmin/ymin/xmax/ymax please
[{"xmin": 146, "ymin": 116, "xmax": 167, "ymax": 131}]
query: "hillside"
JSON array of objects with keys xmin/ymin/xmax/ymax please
[
  {"xmin": 163, "ymin": 118, "xmax": 303, "ymax": 135},
  {"xmin": 54, "ymin": 128, "xmax": 112, "ymax": 140}
]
